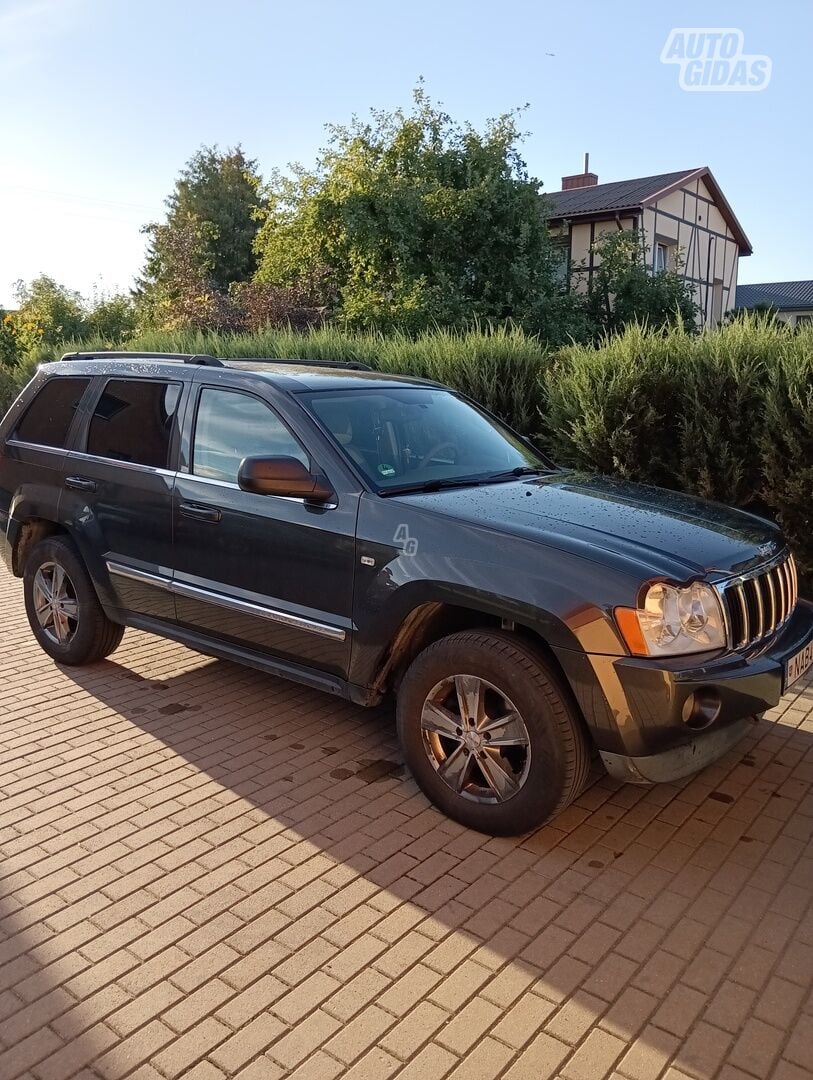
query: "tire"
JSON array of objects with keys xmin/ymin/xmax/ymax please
[
  {"xmin": 23, "ymin": 536, "xmax": 124, "ymax": 665},
  {"xmin": 396, "ymin": 630, "xmax": 591, "ymax": 835}
]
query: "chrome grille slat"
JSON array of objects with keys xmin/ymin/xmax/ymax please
[
  {"xmin": 719, "ymin": 552, "xmax": 797, "ymax": 652},
  {"xmin": 765, "ymin": 570, "xmax": 777, "ymax": 628},
  {"xmin": 734, "ymin": 583, "xmax": 749, "ymax": 648},
  {"xmin": 790, "ymin": 556, "xmax": 799, "ymax": 607},
  {"xmin": 768, "ymin": 565, "xmax": 781, "ymax": 626},
  {"xmin": 782, "ymin": 559, "xmax": 794, "ymax": 620},
  {"xmin": 752, "ymin": 577, "xmax": 765, "ymax": 639}
]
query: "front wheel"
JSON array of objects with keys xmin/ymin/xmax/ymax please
[
  {"xmin": 23, "ymin": 537, "xmax": 124, "ymax": 665},
  {"xmin": 396, "ymin": 630, "xmax": 591, "ymax": 835}
]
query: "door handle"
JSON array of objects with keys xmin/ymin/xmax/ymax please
[
  {"xmin": 179, "ymin": 503, "xmax": 222, "ymax": 524},
  {"xmin": 65, "ymin": 476, "xmax": 97, "ymax": 493}
]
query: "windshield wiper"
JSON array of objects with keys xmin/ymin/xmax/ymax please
[
  {"xmin": 483, "ymin": 465, "xmax": 548, "ymax": 481},
  {"xmin": 380, "ymin": 466, "xmax": 549, "ymax": 497},
  {"xmin": 380, "ymin": 475, "xmax": 489, "ymax": 497}
]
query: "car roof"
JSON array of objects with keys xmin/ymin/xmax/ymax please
[
  {"xmin": 222, "ymin": 360, "xmax": 443, "ymax": 391},
  {"xmin": 48, "ymin": 354, "xmax": 445, "ymax": 393}
]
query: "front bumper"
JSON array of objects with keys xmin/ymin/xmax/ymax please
[{"xmin": 555, "ymin": 599, "xmax": 813, "ymax": 784}]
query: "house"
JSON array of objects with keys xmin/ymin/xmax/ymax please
[
  {"xmin": 735, "ymin": 281, "xmax": 813, "ymax": 327},
  {"xmin": 547, "ymin": 164, "xmax": 752, "ymax": 328}
]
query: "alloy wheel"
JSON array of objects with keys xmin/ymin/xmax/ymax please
[
  {"xmin": 420, "ymin": 674, "xmax": 531, "ymax": 803},
  {"xmin": 32, "ymin": 561, "xmax": 79, "ymax": 645}
]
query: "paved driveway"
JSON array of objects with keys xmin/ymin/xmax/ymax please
[{"xmin": 1, "ymin": 568, "xmax": 811, "ymax": 1080}]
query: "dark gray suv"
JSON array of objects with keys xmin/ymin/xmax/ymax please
[{"xmin": 2, "ymin": 352, "xmax": 811, "ymax": 834}]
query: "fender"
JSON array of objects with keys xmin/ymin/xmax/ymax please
[{"xmin": 5, "ymin": 483, "xmax": 65, "ymax": 576}]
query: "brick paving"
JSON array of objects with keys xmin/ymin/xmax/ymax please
[{"xmin": 0, "ymin": 566, "xmax": 811, "ymax": 1080}]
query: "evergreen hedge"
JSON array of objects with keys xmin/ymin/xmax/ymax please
[
  {"xmin": 545, "ymin": 317, "xmax": 813, "ymax": 583},
  {"xmin": 6, "ymin": 315, "xmax": 812, "ymax": 583}
]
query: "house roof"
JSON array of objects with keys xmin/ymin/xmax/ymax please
[
  {"xmin": 736, "ymin": 280, "xmax": 813, "ymax": 311},
  {"xmin": 547, "ymin": 170, "xmax": 696, "ymax": 217},
  {"xmin": 547, "ymin": 166, "xmax": 752, "ymax": 255}
]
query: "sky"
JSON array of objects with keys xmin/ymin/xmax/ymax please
[{"xmin": 1, "ymin": 0, "xmax": 810, "ymax": 309}]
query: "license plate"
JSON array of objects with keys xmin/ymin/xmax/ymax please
[{"xmin": 786, "ymin": 641, "xmax": 813, "ymax": 689}]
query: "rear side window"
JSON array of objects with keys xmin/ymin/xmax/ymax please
[
  {"xmin": 14, "ymin": 377, "xmax": 90, "ymax": 448},
  {"xmin": 86, "ymin": 379, "xmax": 181, "ymax": 468}
]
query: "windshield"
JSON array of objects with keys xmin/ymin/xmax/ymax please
[{"xmin": 302, "ymin": 387, "xmax": 552, "ymax": 493}]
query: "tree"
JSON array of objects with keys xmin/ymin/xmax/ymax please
[
  {"xmin": 253, "ymin": 86, "xmax": 578, "ymax": 339},
  {"xmin": 84, "ymin": 289, "xmax": 137, "ymax": 344},
  {"xmin": 579, "ymin": 230, "xmax": 699, "ymax": 338},
  {"xmin": 138, "ymin": 145, "xmax": 265, "ymax": 327},
  {"xmin": 13, "ymin": 275, "xmax": 85, "ymax": 345}
]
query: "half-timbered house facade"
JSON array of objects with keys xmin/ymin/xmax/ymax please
[{"xmin": 547, "ymin": 166, "xmax": 752, "ymax": 327}]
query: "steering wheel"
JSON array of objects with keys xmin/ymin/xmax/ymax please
[{"xmin": 419, "ymin": 441, "xmax": 458, "ymax": 468}]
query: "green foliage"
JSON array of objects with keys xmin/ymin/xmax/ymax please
[
  {"xmin": 138, "ymin": 146, "xmax": 265, "ymax": 328},
  {"xmin": 579, "ymin": 230, "xmax": 699, "ymax": 338},
  {"xmin": 0, "ymin": 347, "xmax": 38, "ymax": 415},
  {"xmin": 760, "ymin": 332, "xmax": 813, "ymax": 582},
  {"xmin": 254, "ymin": 86, "xmax": 576, "ymax": 340},
  {"xmin": 544, "ymin": 323, "xmax": 686, "ymax": 485},
  {"xmin": 545, "ymin": 314, "xmax": 813, "ymax": 580},
  {"xmin": 14, "ymin": 275, "xmax": 85, "ymax": 345},
  {"xmin": 48, "ymin": 322, "xmax": 551, "ymax": 437},
  {"xmin": 0, "ymin": 314, "xmax": 16, "ymax": 368},
  {"xmin": 16, "ymin": 315, "xmax": 813, "ymax": 586},
  {"xmin": 84, "ymin": 289, "xmax": 137, "ymax": 345}
]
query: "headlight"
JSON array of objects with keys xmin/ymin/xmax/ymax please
[{"xmin": 615, "ymin": 581, "xmax": 727, "ymax": 657}]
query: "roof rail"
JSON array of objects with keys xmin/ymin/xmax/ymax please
[
  {"xmin": 59, "ymin": 351, "xmax": 224, "ymax": 367},
  {"xmin": 226, "ymin": 357, "xmax": 373, "ymax": 372}
]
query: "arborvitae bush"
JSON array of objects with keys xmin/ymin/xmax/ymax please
[
  {"xmin": 34, "ymin": 323, "xmax": 550, "ymax": 436},
  {"xmin": 13, "ymin": 315, "xmax": 812, "ymax": 584},
  {"xmin": 544, "ymin": 315, "xmax": 812, "ymax": 581},
  {"xmin": 760, "ymin": 333, "xmax": 813, "ymax": 584},
  {"xmin": 543, "ymin": 323, "xmax": 689, "ymax": 486}
]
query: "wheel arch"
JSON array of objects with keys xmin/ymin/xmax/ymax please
[
  {"xmin": 8, "ymin": 516, "xmax": 69, "ymax": 577},
  {"xmin": 370, "ymin": 599, "xmax": 577, "ymax": 705}
]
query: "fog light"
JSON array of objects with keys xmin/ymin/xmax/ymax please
[{"xmin": 681, "ymin": 689, "xmax": 722, "ymax": 731}]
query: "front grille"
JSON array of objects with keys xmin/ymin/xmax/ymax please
[{"xmin": 719, "ymin": 553, "xmax": 798, "ymax": 651}]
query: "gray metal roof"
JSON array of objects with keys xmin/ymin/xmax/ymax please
[
  {"xmin": 546, "ymin": 170, "xmax": 698, "ymax": 218},
  {"xmin": 736, "ymin": 280, "xmax": 813, "ymax": 311}
]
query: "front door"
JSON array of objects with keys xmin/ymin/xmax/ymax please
[{"xmin": 171, "ymin": 385, "xmax": 357, "ymax": 678}]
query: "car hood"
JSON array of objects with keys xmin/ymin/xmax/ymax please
[{"xmin": 394, "ymin": 471, "xmax": 782, "ymax": 580}]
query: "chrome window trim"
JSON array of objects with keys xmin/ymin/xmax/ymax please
[
  {"xmin": 105, "ymin": 560, "xmax": 346, "ymax": 642},
  {"xmin": 67, "ymin": 450, "xmax": 176, "ymax": 478},
  {"xmin": 4, "ymin": 439, "xmax": 68, "ymax": 455},
  {"xmin": 178, "ymin": 472, "xmax": 338, "ymax": 508}
]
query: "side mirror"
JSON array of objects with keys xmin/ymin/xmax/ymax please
[{"xmin": 237, "ymin": 456, "xmax": 334, "ymax": 503}]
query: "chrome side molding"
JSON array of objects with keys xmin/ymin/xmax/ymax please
[{"xmin": 105, "ymin": 560, "xmax": 346, "ymax": 642}]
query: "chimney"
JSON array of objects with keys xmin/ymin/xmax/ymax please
[{"xmin": 562, "ymin": 152, "xmax": 598, "ymax": 190}]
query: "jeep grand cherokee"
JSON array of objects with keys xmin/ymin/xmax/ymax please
[{"xmin": 1, "ymin": 352, "xmax": 811, "ymax": 834}]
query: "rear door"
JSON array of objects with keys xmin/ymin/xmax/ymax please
[
  {"xmin": 1, "ymin": 375, "xmax": 94, "ymax": 549},
  {"xmin": 170, "ymin": 378, "xmax": 358, "ymax": 679},
  {"xmin": 63, "ymin": 375, "xmax": 186, "ymax": 623}
]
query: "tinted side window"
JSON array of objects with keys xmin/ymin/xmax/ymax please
[
  {"xmin": 192, "ymin": 388, "xmax": 308, "ymax": 483},
  {"xmin": 87, "ymin": 380, "xmax": 181, "ymax": 468},
  {"xmin": 14, "ymin": 377, "xmax": 90, "ymax": 448}
]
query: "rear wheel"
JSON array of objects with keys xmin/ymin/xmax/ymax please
[
  {"xmin": 23, "ymin": 537, "xmax": 124, "ymax": 665},
  {"xmin": 396, "ymin": 630, "xmax": 591, "ymax": 835}
]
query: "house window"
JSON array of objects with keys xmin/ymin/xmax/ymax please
[
  {"xmin": 552, "ymin": 242, "xmax": 570, "ymax": 287},
  {"xmin": 795, "ymin": 314, "xmax": 812, "ymax": 327},
  {"xmin": 655, "ymin": 243, "xmax": 669, "ymax": 273}
]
